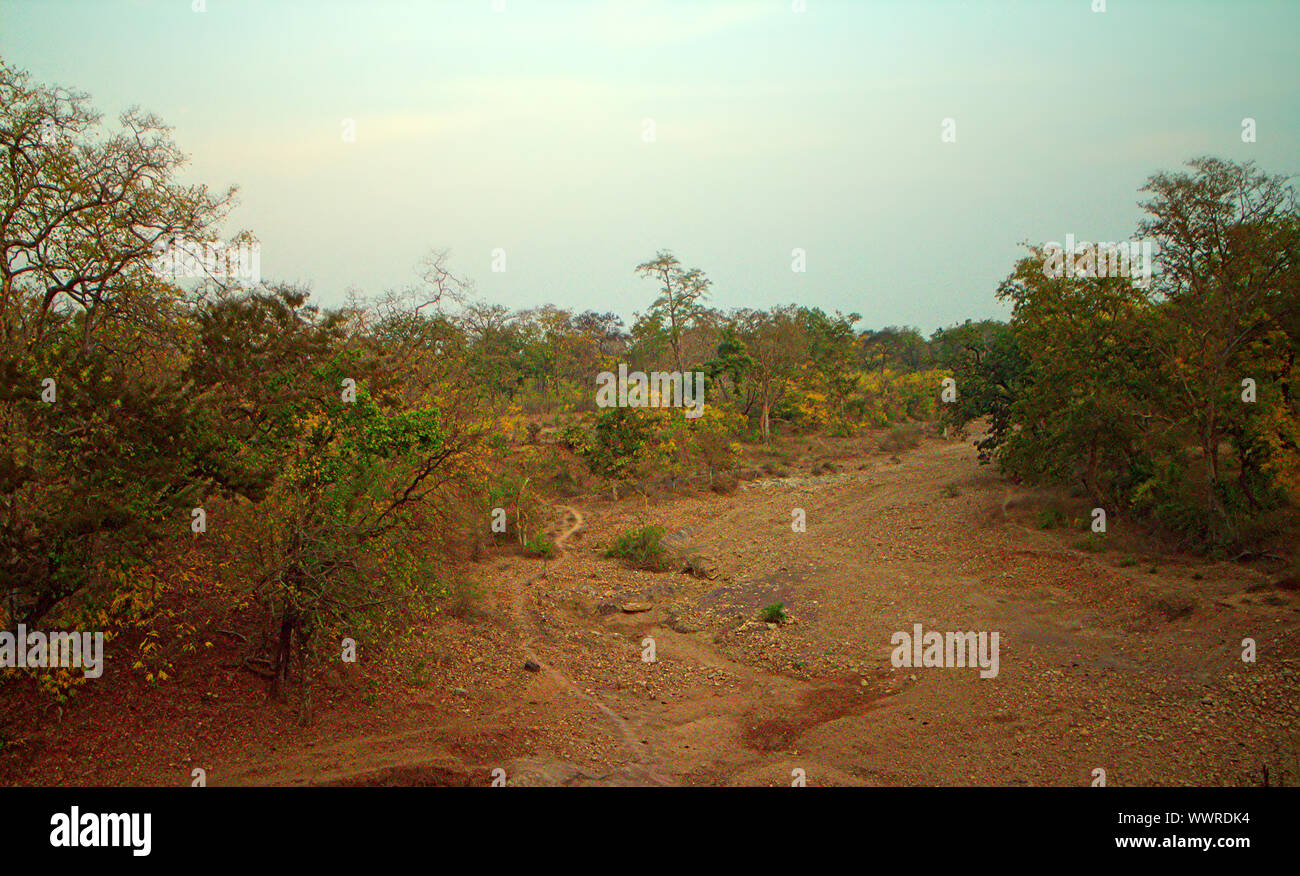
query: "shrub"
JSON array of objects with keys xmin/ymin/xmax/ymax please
[
  {"xmin": 443, "ymin": 579, "xmax": 484, "ymax": 618},
  {"xmin": 1036, "ymin": 506, "xmax": 1067, "ymax": 529},
  {"xmin": 523, "ymin": 533, "xmax": 556, "ymax": 559},
  {"xmin": 605, "ymin": 524, "xmax": 673, "ymax": 571},
  {"xmin": 759, "ymin": 602, "xmax": 788, "ymax": 624}
]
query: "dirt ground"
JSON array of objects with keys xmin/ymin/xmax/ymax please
[{"xmin": 4, "ymin": 430, "xmax": 1298, "ymax": 787}]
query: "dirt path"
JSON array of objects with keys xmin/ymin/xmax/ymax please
[
  {"xmin": 508, "ymin": 506, "xmax": 673, "ymax": 785},
  {"xmin": 214, "ymin": 434, "xmax": 1300, "ymax": 787}
]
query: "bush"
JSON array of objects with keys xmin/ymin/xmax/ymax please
[
  {"xmin": 711, "ymin": 474, "xmax": 738, "ymax": 494},
  {"xmin": 523, "ymin": 533, "xmax": 556, "ymax": 559},
  {"xmin": 759, "ymin": 602, "xmax": 788, "ymax": 624},
  {"xmin": 1036, "ymin": 506, "xmax": 1067, "ymax": 529},
  {"xmin": 605, "ymin": 524, "xmax": 673, "ymax": 571}
]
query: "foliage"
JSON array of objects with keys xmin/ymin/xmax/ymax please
[{"xmin": 604, "ymin": 524, "xmax": 673, "ymax": 571}]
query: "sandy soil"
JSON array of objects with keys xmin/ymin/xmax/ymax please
[{"xmin": 214, "ymin": 433, "xmax": 1300, "ymax": 787}]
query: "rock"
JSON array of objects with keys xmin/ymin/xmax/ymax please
[
  {"xmin": 621, "ymin": 602, "xmax": 654, "ymax": 613},
  {"xmin": 523, "ymin": 659, "xmax": 541, "ymax": 672},
  {"xmin": 594, "ymin": 601, "xmax": 619, "ymax": 616}
]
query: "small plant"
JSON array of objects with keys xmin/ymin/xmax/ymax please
[
  {"xmin": 409, "ymin": 656, "xmax": 432, "ymax": 687},
  {"xmin": 1073, "ymin": 534, "xmax": 1107, "ymax": 553},
  {"xmin": 605, "ymin": 524, "xmax": 673, "ymax": 571},
  {"xmin": 443, "ymin": 579, "xmax": 484, "ymax": 619},
  {"xmin": 1117, "ymin": 556, "xmax": 1139, "ymax": 568},
  {"xmin": 523, "ymin": 532, "xmax": 556, "ymax": 559},
  {"xmin": 1036, "ymin": 506, "xmax": 1067, "ymax": 529},
  {"xmin": 941, "ymin": 483, "xmax": 961, "ymax": 498},
  {"xmin": 759, "ymin": 602, "xmax": 788, "ymax": 624}
]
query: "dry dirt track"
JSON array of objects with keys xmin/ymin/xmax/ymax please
[{"xmin": 220, "ymin": 435, "xmax": 1300, "ymax": 787}]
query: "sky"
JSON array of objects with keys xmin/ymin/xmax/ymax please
[{"xmin": 2, "ymin": 0, "xmax": 1297, "ymax": 333}]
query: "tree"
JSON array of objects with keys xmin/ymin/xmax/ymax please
[
  {"xmin": 932, "ymin": 319, "xmax": 1026, "ymax": 462},
  {"xmin": 1138, "ymin": 158, "xmax": 1300, "ymax": 529},
  {"xmin": 0, "ymin": 61, "xmax": 235, "ymax": 624},
  {"xmin": 735, "ymin": 306, "xmax": 807, "ymax": 441},
  {"xmin": 0, "ymin": 60, "xmax": 235, "ymax": 352},
  {"xmin": 635, "ymin": 250, "xmax": 711, "ymax": 372},
  {"xmin": 799, "ymin": 307, "xmax": 860, "ymax": 425}
]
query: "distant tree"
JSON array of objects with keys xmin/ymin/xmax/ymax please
[{"xmin": 635, "ymin": 250, "xmax": 711, "ymax": 372}]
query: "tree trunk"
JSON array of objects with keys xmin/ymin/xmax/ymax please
[{"xmin": 272, "ymin": 611, "xmax": 294, "ymax": 701}]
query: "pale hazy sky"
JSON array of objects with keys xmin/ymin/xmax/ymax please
[{"xmin": 3, "ymin": 0, "xmax": 1297, "ymax": 332}]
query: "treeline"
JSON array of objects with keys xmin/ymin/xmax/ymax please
[{"xmin": 945, "ymin": 158, "xmax": 1299, "ymax": 554}]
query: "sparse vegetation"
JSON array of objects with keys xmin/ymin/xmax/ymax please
[
  {"xmin": 1036, "ymin": 506, "xmax": 1067, "ymax": 530},
  {"xmin": 1073, "ymin": 534, "xmax": 1108, "ymax": 553},
  {"xmin": 523, "ymin": 533, "xmax": 557, "ymax": 559},
  {"xmin": 604, "ymin": 525, "xmax": 674, "ymax": 571}
]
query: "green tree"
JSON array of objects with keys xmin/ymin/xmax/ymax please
[{"xmin": 635, "ymin": 250, "xmax": 711, "ymax": 372}]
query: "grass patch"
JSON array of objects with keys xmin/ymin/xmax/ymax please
[
  {"xmin": 1036, "ymin": 506, "xmax": 1067, "ymax": 529},
  {"xmin": 942, "ymin": 483, "xmax": 961, "ymax": 498},
  {"xmin": 523, "ymin": 533, "xmax": 556, "ymax": 559},
  {"xmin": 1073, "ymin": 534, "xmax": 1107, "ymax": 553},
  {"xmin": 605, "ymin": 524, "xmax": 674, "ymax": 572}
]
